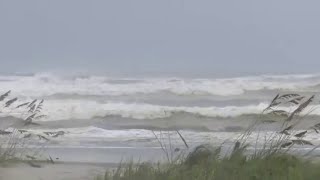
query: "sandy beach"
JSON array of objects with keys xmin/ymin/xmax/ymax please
[
  {"xmin": 2, "ymin": 143, "xmax": 320, "ymax": 180},
  {"xmin": 0, "ymin": 146, "xmax": 167, "ymax": 180},
  {"xmin": 0, "ymin": 162, "xmax": 109, "ymax": 180}
]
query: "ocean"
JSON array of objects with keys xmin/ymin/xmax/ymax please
[{"xmin": 1, "ymin": 72, "xmax": 320, "ymax": 162}]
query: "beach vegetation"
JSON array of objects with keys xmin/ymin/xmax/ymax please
[
  {"xmin": 0, "ymin": 90, "xmax": 48, "ymax": 164},
  {"xmin": 96, "ymin": 94, "xmax": 320, "ymax": 180}
]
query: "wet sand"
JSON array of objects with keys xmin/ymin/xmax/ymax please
[
  {"xmin": 2, "ymin": 145, "xmax": 320, "ymax": 180},
  {"xmin": 0, "ymin": 162, "xmax": 109, "ymax": 180},
  {"xmin": 0, "ymin": 147, "xmax": 167, "ymax": 180}
]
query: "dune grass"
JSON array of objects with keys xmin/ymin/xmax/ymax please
[
  {"xmin": 95, "ymin": 149, "xmax": 320, "ymax": 180},
  {"xmin": 95, "ymin": 93, "xmax": 320, "ymax": 180},
  {"xmin": 0, "ymin": 90, "xmax": 48, "ymax": 164}
]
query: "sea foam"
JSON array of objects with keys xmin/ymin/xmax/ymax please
[{"xmin": 0, "ymin": 73, "xmax": 319, "ymax": 97}]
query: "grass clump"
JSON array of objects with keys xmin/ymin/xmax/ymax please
[
  {"xmin": 0, "ymin": 90, "xmax": 48, "ymax": 164},
  {"xmin": 96, "ymin": 148, "xmax": 320, "ymax": 180},
  {"xmin": 96, "ymin": 93, "xmax": 320, "ymax": 180}
]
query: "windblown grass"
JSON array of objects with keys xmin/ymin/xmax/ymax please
[
  {"xmin": 95, "ymin": 148, "xmax": 320, "ymax": 180},
  {"xmin": 0, "ymin": 90, "xmax": 49, "ymax": 164},
  {"xmin": 95, "ymin": 93, "xmax": 320, "ymax": 180}
]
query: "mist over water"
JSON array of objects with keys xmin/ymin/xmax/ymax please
[
  {"xmin": 2, "ymin": 0, "xmax": 320, "ymax": 76},
  {"xmin": 0, "ymin": 72, "xmax": 320, "ymax": 144},
  {"xmin": 1, "ymin": 0, "xmax": 320, "ymax": 154}
]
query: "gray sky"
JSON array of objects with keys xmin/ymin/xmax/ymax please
[{"xmin": 0, "ymin": 0, "xmax": 320, "ymax": 76}]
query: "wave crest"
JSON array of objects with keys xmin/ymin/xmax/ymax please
[{"xmin": 1, "ymin": 73, "xmax": 320, "ymax": 97}]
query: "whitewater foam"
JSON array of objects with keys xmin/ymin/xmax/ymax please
[
  {"xmin": 0, "ymin": 73, "xmax": 320, "ymax": 121},
  {"xmin": 0, "ymin": 99, "xmax": 270, "ymax": 121},
  {"xmin": 18, "ymin": 126, "xmax": 320, "ymax": 147},
  {"xmin": 1, "ymin": 73, "xmax": 320, "ymax": 98},
  {"xmin": 0, "ymin": 99, "xmax": 318, "ymax": 121}
]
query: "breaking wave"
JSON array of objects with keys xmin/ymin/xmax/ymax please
[
  {"xmin": 1, "ymin": 100, "xmax": 319, "ymax": 121},
  {"xmin": 1, "ymin": 73, "xmax": 320, "ymax": 122},
  {"xmin": 1, "ymin": 73, "xmax": 320, "ymax": 97}
]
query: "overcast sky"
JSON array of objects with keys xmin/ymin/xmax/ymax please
[{"xmin": 0, "ymin": 0, "xmax": 320, "ymax": 76}]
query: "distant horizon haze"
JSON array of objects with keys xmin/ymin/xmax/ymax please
[{"xmin": 1, "ymin": 0, "xmax": 320, "ymax": 76}]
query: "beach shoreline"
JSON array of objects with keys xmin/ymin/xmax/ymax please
[{"xmin": 0, "ymin": 161, "xmax": 110, "ymax": 180}]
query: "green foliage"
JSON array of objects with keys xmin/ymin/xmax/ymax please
[
  {"xmin": 96, "ymin": 150, "xmax": 320, "ymax": 180},
  {"xmin": 95, "ymin": 93, "xmax": 320, "ymax": 180}
]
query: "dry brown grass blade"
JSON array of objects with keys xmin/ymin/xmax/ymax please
[
  {"xmin": 278, "ymin": 94, "xmax": 300, "ymax": 100},
  {"xmin": 311, "ymin": 123, "xmax": 320, "ymax": 133},
  {"xmin": 16, "ymin": 102, "xmax": 29, "ymax": 109},
  {"xmin": 269, "ymin": 110, "xmax": 288, "ymax": 117},
  {"xmin": 18, "ymin": 129, "xmax": 28, "ymax": 134},
  {"xmin": 294, "ymin": 95, "xmax": 314, "ymax": 114},
  {"xmin": 261, "ymin": 119, "xmax": 277, "ymax": 123},
  {"xmin": 292, "ymin": 139, "xmax": 314, "ymax": 146},
  {"xmin": 280, "ymin": 130, "xmax": 290, "ymax": 135},
  {"xmin": 281, "ymin": 141, "xmax": 293, "ymax": 148},
  {"xmin": 263, "ymin": 94, "xmax": 280, "ymax": 112},
  {"xmin": 5, "ymin": 97, "xmax": 18, "ymax": 107},
  {"xmin": 27, "ymin": 161, "xmax": 41, "ymax": 168},
  {"xmin": 26, "ymin": 155, "xmax": 37, "ymax": 160},
  {"xmin": 35, "ymin": 99, "xmax": 44, "ymax": 113},
  {"xmin": 176, "ymin": 130, "xmax": 189, "ymax": 149},
  {"xmin": 0, "ymin": 90, "xmax": 11, "ymax": 101},
  {"xmin": 23, "ymin": 134, "xmax": 32, "ymax": 138},
  {"xmin": 48, "ymin": 131, "xmax": 66, "ymax": 137},
  {"xmin": 314, "ymin": 123, "xmax": 320, "ymax": 128},
  {"xmin": 49, "ymin": 156, "xmax": 55, "ymax": 164},
  {"xmin": 0, "ymin": 130, "xmax": 13, "ymax": 135},
  {"xmin": 28, "ymin": 104, "xmax": 36, "ymax": 113},
  {"xmin": 280, "ymin": 125, "xmax": 294, "ymax": 134},
  {"xmin": 28, "ymin": 99, "xmax": 37, "ymax": 108},
  {"xmin": 286, "ymin": 95, "xmax": 314, "ymax": 122},
  {"xmin": 272, "ymin": 94, "xmax": 280, "ymax": 102},
  {"xmin": 24, "ymin": 113, "xmax": 36, "ymax": 126},
  {"xmin": 294, "ymin": 130, "xmax": 307, "ymax": 138},
  {"xmin": 37, "ymin": 135, "xmax": 49, "ymax": 141},
  {"xmin": 311, "ymin": 127, "xmax": 319, "ymax": 133},
  {"xmin": 25, "ymin": 114, "xmax": 36, "ymax": 121},
  {"xmin": 43, "ymin": 132, "xmax": 55, "ymax": 136},
  {"xmin": 287, "ymin": 96, "xmax": 305, "ymax": 105},
  {"xmin": 151, "ymin": 131, "xmax": 170, "ymax": 162}
]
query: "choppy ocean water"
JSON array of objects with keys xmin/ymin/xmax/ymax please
[{"xmin": 1, "ymin": 72, "xmax": 320, "ymax": 151}]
